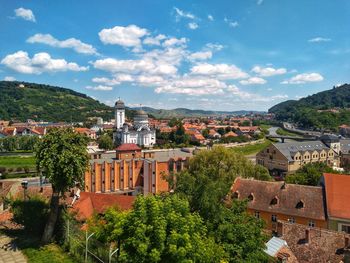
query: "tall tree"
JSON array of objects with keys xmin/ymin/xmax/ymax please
[
  {"xmin": 36, "ymin": 128, "xmax": 89, "ymax": 244},
  {"xmin": 97, "ymin": 133, "xmax": 114, "ymax": 150}
]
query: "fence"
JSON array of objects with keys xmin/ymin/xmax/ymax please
[{"xmin": 64, "ymin": 219, "xmax": 119, "ymax": 263}]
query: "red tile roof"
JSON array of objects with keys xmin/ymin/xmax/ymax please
[
  {"xmin": 116, "ymin": 143, "xmax": 141, "ymax": 152},
  {"xmin": 323, "ymin": 173, "xmax": 350, "ymax": 220},
  {"xmin": 71, "ymin": 192, "xmax": 135, "ymax": 221},
  {"xmin": 223, "ymin": 131, "xmax": 238, "ymax": 137}
]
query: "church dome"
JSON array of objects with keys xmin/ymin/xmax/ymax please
[
  {"xmin": 136, "ymin": 110, "xmax": 148, "ymax": 117},
  {"xmin": 115, "ymin": 99, "xmax": 125, "ymax": 109}
]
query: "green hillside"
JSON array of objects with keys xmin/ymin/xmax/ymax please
[
  {"xmin": 269, "ymin": 84, "xmax": 350, "ymax": 130},
  {"xmin": 0, "ymin": 81, "xmax": 115, "ymax": 122}
]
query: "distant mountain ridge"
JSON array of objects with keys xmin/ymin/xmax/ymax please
[{"xmin": 133, "ymin": 106, "xmax": 264, "ymax": 118}]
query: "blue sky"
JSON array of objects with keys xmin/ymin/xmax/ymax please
[{"xmin": 1, "ymin": 0, "xmax": 350, "ymax": 111}]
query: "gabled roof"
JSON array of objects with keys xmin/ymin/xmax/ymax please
[
  {"xmin": 71, "ymin": 192, "xmax": 135, "ymax": 221},
  {"xmin": 116, "ymin": 143, "xmax": 141, "ymax": 152},
  {"xmin": 223, "ymin": 131, "xmax": 238, "ymax": 137},
  {"xmin": 231, "ymin": 178, "xmax": 326, "ymax": 220},
  {"xmin": 323, "ymin": 173, "xmax": 350, "ymax": 220}
]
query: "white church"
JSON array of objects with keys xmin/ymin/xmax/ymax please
[{"xmin": 113, "ymin": 99, "xmax": 156, "ymax": 147}]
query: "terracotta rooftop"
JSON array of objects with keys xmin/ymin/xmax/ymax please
[
  {"xmin": 223, "ymin": 131, "xmax": 238, "ymax": 137},
  {"xmin": 116, "ymin": 143, "xmax": 141, "ymax": 152},
  {"xmin": 278, "ymin": 220, "xmax": 350, "ymax": 263},
  {"xmin": 70, "ymin": 192, "xmax": 135, "ymax": 221},
  {"xmin": 231, "ymin": 178, "xmax": 326, "ymax": 221},
  {"xmin": 323, "ymin": 173, "xmax": 350, "ymax": 220}
]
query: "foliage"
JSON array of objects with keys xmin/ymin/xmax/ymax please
[
  {"xmin": 285, "ymin": 162, "xmax": 340, "ymax": 186},
  {"xmin": 0, "ymin": 136, "xmax": 40, "ymax": 152},
  {"xmin": 269, "ymin": 84, "xmax": 350, "ymax": 130},
  {"xmin": 219, "ymin": 135, "xmax": 249, "ymax": 144},
  {"xmin": 275, "ymin": 128, "xmax": 299, "ymax": 137},
  {"xmin": 173, "ymin": 147, "xmax": 270, "ymax": 262},
  {"xmin": 89, "ymin": 195, "xmax": 224, "ymax": 263},
  {"xmin": 97, "ymin": 133, "xmax": 114, "ymax": 150},
  {"xmin": 169, "ymin": 123, "xmax": 190, "ymax": 145},
  {"xmin": 35, "ymin": 128, "xmax": 89, "ymax": 194},
  {"xmin": 23, "ymin": 244, "xmax": 76, "ymax": 263},
  {"xmin": 10, "ymin": 195, "xmax": 49, "ymax": 235},
  {"xmin": 230, "ymin": 140, "xmax": 272, "ymax": 156},
  {"xmin": 0, "ymin": 155, "xmax": 36, "ymax": 169}
]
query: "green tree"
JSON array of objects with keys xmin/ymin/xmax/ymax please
[
  {"xmin": 97, "ymin": 133, "xmax": 113, "ymax": 150},
  {"xmin": 285, "ymin": 162, "xmax": 340, "ymax": 186},
  {"xmin": 36, "ymin": 128, "xmax": 89, "ymax": 244},
  {"xmin": 90, "ymin": 195, "xmax": 224, "ymax": 263},
  {"xmin": 202, "ymin": 128, "xmax": 209, "ymax": 138},
  {"xmin": 168, "ymin": 117, "xmax": 179, "ymax": 127}
]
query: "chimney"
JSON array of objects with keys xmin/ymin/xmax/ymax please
[{"xmin": 305, "ymin": 229, "xmax": 310, "ymax": 243}]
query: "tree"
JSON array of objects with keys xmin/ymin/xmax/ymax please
[
  {"xmin": 97, "ymin": 133, "xmax": 113, "ymax": 150},
  {"xmin": 172, "ymin": 147, "xmax": 271, "ymax": 262},
  {"xmin": 285, "ymin": 162, "xmax": 340, "ymax": 186},
  {"xmin": 36, "ymin": 128, "xmax": 89, "ymax": 243},
  {"xmin": 89, "ymin": 195, "xmax": 224, "ymax": 263}
]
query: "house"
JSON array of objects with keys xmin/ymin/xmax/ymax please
[
  {"xmin": 276, "ymin": 220, "xmax": 350, "ymax": 263},
  {"xmin": 322, "ymin": 173, "xmax": 350, "ymax": 234},
  {"xmin": 190, "ymin": 133, "xmax": 205, "ymax": 144},
  {"xmin": 230, "ymin": 178, "xmax": 327, "ymax": 231},
  {"xmin": 339, "ymin": 125, "xmax": 350, "ymax": 138},
  {"xmin": 256, "ymin": 138, "xmax": 340, "ymax": 177},
  {"xmin": 1, "ymin": 127, "xmax": 16, "ymax": 136},
  {"xmin": 223, "ymin": 131, "xmax": 238, "ymax": 138},
  {"xmin": 70, "ymin": 192, "xmax": 135, "ymax": 221},
  {"xmin": 84, "ymin": 145, "xmax": 192, "ymax": 195},
  {"xmin": 208, "ymin": 129, "xmax": 221, "ymax": 139},
  {"xmin": 264, "ymin": 236, "xmax": 298, "ymax": 262},
  {"xmin": 75, "ymin": 128, "xmax": 97, "ymax": 140}
]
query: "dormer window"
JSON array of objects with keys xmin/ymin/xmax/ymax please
[
  {"xmin": 270, "ymin": 196, "xmax": 279, "ymax": 206},
  {"xmin": 231, "ymin": 191, "xmax": 239, "ymax": 199},
  {"xmin": 296, "ymin": 200, "xmax": 305, "ymax": 209},
  {"xmin": 248, "ymin": 193, "xmax": 254, "ymax": 202}
]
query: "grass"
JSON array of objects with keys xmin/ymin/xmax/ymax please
[
  {"xmin": 23, "ymin": 244, "xmax": 76, "ymax": 263},
  {"xmin": 0, "ymin": 155, "xmax": 36, "ymax": 169},
  {"xmin": 230, "ymin": 139, "xmax": 272, "ymax": 156},
  {"xmin": 276, "ymin": 128, "xmax": 300, "ymax": 137}
]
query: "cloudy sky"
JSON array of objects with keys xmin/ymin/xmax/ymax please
[{"xmin": 1, "ymin": 0, "xmax": 350, "ymax": 111}]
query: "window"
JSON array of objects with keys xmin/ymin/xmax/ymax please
[
  {"xmin": 288, "ymin": 217, "xmax": 295, "ymax": 223},
  {"xmin": 341, "ymin": 224, "xmax": 350, "ymax": 234},
  {"xmin": 270, "ymin": 197, "xmax": 279, "ymax": 205},
  {"xmin": 271, "ymin": 214, "xmax": 277, "ymax": 222},
  {"xmin": 296, "ymin": 200, "xmax": 305, "ymax": 209},
  {"xmin": 248, "ymin": 193, "xmax": 254, "ymax": 202},
  {"xmin": 254, "ymin": 211, "xmax": 260, "ymax": 219},
  {"xmin": 308, "ymin": 221, "xmax": 315, "ymax": 227}
]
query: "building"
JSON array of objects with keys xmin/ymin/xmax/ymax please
[
  {"xmin": 113, "ymin": 99, "xmax": 156, "ymax": 147},
  {"xmin": 322, "ymin": 173, "xmax": 350, "ymax": 234},
  {"xmin": 264, "ymin": 236, "xmax": 298, "ymax": 262},
  {"xmin": 75, "ymin": 128, "xmax": 97, "ymax": 140},
  {"xmin": 276, "ymin": 220, "xmax": 350, "ymax": 263},
  {"xmin": 230, "ymin": 178, "xmax": 327, "ymax": 231},
  {"xmin": 84, "ymin": 144, "xmax": 192, "ymax": 195},
  {"xmin": 256, "ymin": 136, "xmax": 341, "ymax": 176}
]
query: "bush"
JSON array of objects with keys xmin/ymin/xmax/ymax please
[
  {"xmin": 0, "ymin": 167, "xmax": 6, "ymax": 173},
  {"xmin": 16, "ymin": 167, "xmax": 23, "ymax": 172},
  {"xmin": 10, "ymin": 195, "xmax": 49, "ymax": 235},
  {"xmin": 23, "ymin": 166, "xmax": 30, "ymax": 173}
]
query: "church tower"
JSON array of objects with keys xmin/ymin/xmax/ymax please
[{"xmin": 115, "ymin": 99, "xmax": 125, "ymax": 129}]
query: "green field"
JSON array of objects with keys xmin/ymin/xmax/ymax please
[
  {"xmin": 276, "ymin": 128, "xmax": 300, "ymax": 137},
  {"xmin": 230, "ymin": 140, "xmax": 272, "ymax": 156},
  {"xmin": 0, "ymin": 155, "xmax": 36, "ymax": 169}
]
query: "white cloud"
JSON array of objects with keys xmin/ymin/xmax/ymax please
[
  {"xmin": 251, "ymin": 66, "xmax": 287, "ymax": 77},
  {"xmin": 267, "ymin": 88, "xmax": 273, "ymax": 91},
  {"xmin": 308, "ymin": 37, "xmax": 331, "ymax": 43},
  {"xmin": 271, "ymin": 94, "xmax": 288, "ymax": 100},
  {"xmin": 205, "ymin": 43, "xmax": 224, "ymax": 51},
  {"xmin": 86, "ymin": 85, "xmax": 113, "ymax": 91},
  {"xmin": 155, "ymin": 77, "xmax": 226, "ymax": 95},
  {"xmin": 27, "ymin": 34, "xmax": 98, "ymax": 55},
  {"xmin": 229, "ymin": 21, "xmax": 239, "ymax": 28},
  {"xmin": 4, "ymin": 76, "xmax": 16, "ymax": 81},
  {"xmin": 173, "ymin": 7, "xmax": 195, "ymax": 21},
  {"xmin": 92, "ymin": 77, "xmax": 120, "ymax": 86},
  {"xmin": 188, "ymin": 22, "xmax": 199, "ymax": 30},
  {"xmin": 240, "ymin": 77, "xmax": 266, "ymax": 85},
  {"xmin": 162, "ymin": 37, "xmax": 187, "ymax": 47},
  {"xmin": 98, "ymin": 25, "xmax": 148, "ymax": 49},
  {"xmin": 93, "ymin": 58, "xmax": 177, "ymax": 75},
  {"xmin": 14, "ymin": 7, "xmax": 36, "ymax": 22},
  {"xmin": 281, "ymin": 73, "xmax": 324, "ymax": 84},
  {"xmin": 188, "ymin": 51, "xmax": 212, "ymax": 61},
  {"xmin": 143, "ymin": 34, "xmax": 166, "ymax": 46},
  {"xmin": 1, "ymin": 51, "xmax": 88, "ymax": 74},
  {"xmin": 190, "ymin": 63, "xmax": 249, "ymax": 79},
  {"xmin": 208, "ymin": 15, "xmax": 214, "ymax": 21},
  {"xmin": 257, "ymin": 0, "xmax": 264, "ymax": 5}
]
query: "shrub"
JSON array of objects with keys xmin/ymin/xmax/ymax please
[{"xmin": 16, "ymin": 167, "xmax": 23, "ymax": 172}]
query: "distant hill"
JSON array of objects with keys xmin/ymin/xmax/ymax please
[
  {"xmin": 269, "ymin": 84, "xmax": 350, "ymax": 130},
  {"xmin": 0, "ymin": 81, "xmax": 115, "ymax": 122},
  {"xmin": 132, "ymin": 106, "xmax": 263, "ymax": 118}
]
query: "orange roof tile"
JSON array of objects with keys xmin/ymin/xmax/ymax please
[
  {"xmin": 116, "ymin": 143, "xmax": 141, "ymax": 152},
  {"xmin": 323, "ymin": 173, "xmax": 350, "ymax": 220}
]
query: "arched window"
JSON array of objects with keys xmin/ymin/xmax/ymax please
[{"xmin": 296, "ymin": 200, "xmax": 305, "ymax": 209}]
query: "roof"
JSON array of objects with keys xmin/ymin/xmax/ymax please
[
  {"xmin": 273, "ymin": 141, "xmax": 331, "ymax": 162},
  {"xmin": 223, "ymin": 131, "xmax": 238, "ymax": 137},
  {"xmin": 191, "ymin": 133, "xmax": 205, "ymax": 141},
  {"xmin": 116, "ymin": 143, "xmax": 141, "ymax": 152},
  {"xmin": 135, "ymin": 110, "xmax": 148, "ymax": 116},
  {"xmin": 319, "ymin": 134, "xmax": 340, "ymax": 143},
  {"xmin": 323, "ymin": 173, "xmax": 350, "ymax": 220},
  {"xmin": 115, "ymin": 99, "xmax": 125, "ymax": 109},
  {"xmin": 71, "ymin": 192, "xmax": 135, "ymax": 221},
  {"xmin": 340, "ymin": 139, "xmax": 350, "ymax": 154},
  {"xmin": 264, "ymin": 237, "xmax": 288, "ymax": 257},
  {"xmin": 278, "ymin": 220, "xmax": 350, "ymax": 263},
  {"xmin": 231, "ymin": 178, "xmax": 326, "ymax": 220}
]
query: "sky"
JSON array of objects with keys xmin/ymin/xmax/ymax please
[{"xmin": 1, "ymin": 0, "xmax": 350, "ymax": 111}]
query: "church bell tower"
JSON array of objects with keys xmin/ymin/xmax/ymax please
[{"xmin": 115, "ymin": 98, "xmax": 125, "ymax": 129}]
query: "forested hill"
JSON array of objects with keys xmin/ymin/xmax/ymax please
[
  {"xmin": 0, "ymin": 81, "xmax": 114, "ymax": 122},
  {"xmin": 269, "ymin": 84, "xmax": 350, "ymax": 130}
]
